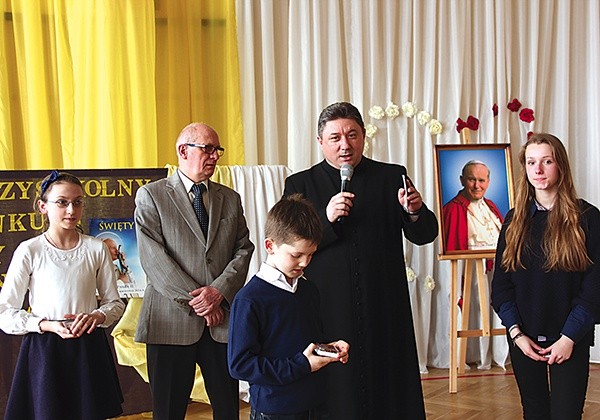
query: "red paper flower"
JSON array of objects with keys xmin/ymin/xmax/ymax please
[
  {"xmin": 456, "ymin": 116, "xmax": 480, "ymax": 132},
  {"xmin": 492, "ymin": 103, "xmax": 498, "ymax": 117},
  {"xmin": 466, "ymin": 116, "xmax": 480, "ymax": 130},
  {"xmin": 507, "ymin": 98, "xmax": 522, "ymax": 112},
  {"xmin": 527, "ymin": 131, "xmax": 534, "ymax": 139},
  {"xmin": 456, "ymin": 118, "xmax": 467, "ymax": 133},
  {"xmin": 519, "ymin": 108, "xmax": 535, "ymax": 123}
]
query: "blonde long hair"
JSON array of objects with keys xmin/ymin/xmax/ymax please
[{"xmin": 501, "ymin": 133, "xmax": 591, "ymax": 272}]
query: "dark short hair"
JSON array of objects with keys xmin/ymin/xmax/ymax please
[
  {"xmin": 317, "ymin": 102, "xmax": 365, "ymax": 138},
  {"xmin": 265, "ymin": 193, "xmax": 323, "ymax": 246}
]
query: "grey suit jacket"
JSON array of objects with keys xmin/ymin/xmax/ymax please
[{"xmin": 134, "ymin": 172, "xmax": 254, "ymax": 345}]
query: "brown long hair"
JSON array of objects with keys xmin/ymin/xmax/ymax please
[{"xmin": 501, "ymin": 133, "xmax": 591, "ymax": 272}]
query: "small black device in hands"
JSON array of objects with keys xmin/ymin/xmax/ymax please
[
  {"xmin": 313, "ymin": 343, "xmax": 339, "ymax": 358},
  {"xmin": 402, "ymin": 174, "xmax": 411, "ymax": 213}
]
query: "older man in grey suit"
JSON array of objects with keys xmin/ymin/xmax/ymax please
[{"xmin": 134, "ymin": 123, "xmax": 254, "ymax": 420}]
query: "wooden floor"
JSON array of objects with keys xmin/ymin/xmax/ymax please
[{"xmin": 118, "ymin": 364, "xmax": 600, "ymax": 419}]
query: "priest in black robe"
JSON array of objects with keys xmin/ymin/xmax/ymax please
[{"xmin": 284, "ymin": 102, "xmax": 438, "ymax": 419}]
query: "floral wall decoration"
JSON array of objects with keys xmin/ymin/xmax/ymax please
[
  {"xmin": 365, "ymin": 97, "xmax": 535, "ymax": 147},
  {"xmin": 406, "ymin": 266, "xmax": 417, "ymax": 282},
  {"xmin": 365, "ymin": 101, "xmax": 444, "ymax": 145},
  {"xmin": 424, "ymin": 275, "xmax": 436, "ymax": 292},
  {"xmin": 455, "ymin": 115, "xmax": 480, "ymax": 133},
  {"xmin": 406, "ymin": 265, "xmax": 436, "ymax": 293},
  {"xmin": 504, "ymin": 98, "xmax": 535, "ymax": 139},
  {"xmin": 455, "ymin": 98, "xmax": 535, "ymax": 139}
]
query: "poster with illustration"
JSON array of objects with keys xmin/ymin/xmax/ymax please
[{"xmin": 89, "ymin": 218, "xmax": 145, "ymax": 298}]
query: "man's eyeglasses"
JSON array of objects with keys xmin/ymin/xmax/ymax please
[
  {"xmin": 47, "ymin": 199, "xmax": 85, "ymax": 208},
  {"xmin": 186, "ymin": 143, "xmax": 225, "ymax": 157}
]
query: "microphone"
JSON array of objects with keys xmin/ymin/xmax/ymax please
[
  {"xmin": 340, "ymin": 164, "xmax": 354, "ymax": 193},
  {"xmin": 337, "ymin": 164, "xmax": 354, "ymax": 223}
]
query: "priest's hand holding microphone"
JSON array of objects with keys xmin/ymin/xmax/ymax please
[{"xmin": 330, "ymin": 164, "xmax": 353, "ymax": 223}]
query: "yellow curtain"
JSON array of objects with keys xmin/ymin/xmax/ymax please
[
  {"xmin": 155, "ymin": 0, "xmax": 243, "ymax": 166},
  {"xmin": 0, "ymin": 0, "xmax": 15, "ymax": 168},
  {"xmin": 0, "ymin": 0, "xmax": 156, "ymax": 169},
  {"xmin": 0, "ymin": 0, "xmax": 243, "ymax": 170}
]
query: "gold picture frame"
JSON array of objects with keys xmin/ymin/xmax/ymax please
[{"xmin": 434, "ymin": 143, "xmax": 515, "ymax": 257}]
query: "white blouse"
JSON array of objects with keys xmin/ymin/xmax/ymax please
[{"xmin": 0, "ymin": 233, "xmax": 124, "ymax": 334}]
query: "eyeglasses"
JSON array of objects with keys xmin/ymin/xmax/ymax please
[
  {"xmin": 47, "ymin": 199, "xmax": 85, "ymax": 208},
  {"xmin": 186, "ymin": 143, "xmax": 225, "ymax": 157}
]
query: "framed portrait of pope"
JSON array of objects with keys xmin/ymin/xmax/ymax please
[{"xmin": 434, "ymin": 143, "xmax": 515, "ymax": 256}]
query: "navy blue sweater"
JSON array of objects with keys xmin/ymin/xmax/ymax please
[{"xmin": 228, "ymin": 275, "xmax": 326, "ymax": 414}]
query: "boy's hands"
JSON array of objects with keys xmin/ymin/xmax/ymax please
[{"xmin": 303, "ymin": 340, "xmax": 350, "ymax": 372}]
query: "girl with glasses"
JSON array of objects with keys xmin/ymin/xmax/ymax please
[{"xmin": 0, "ymin": 170, "xmax": 125, "ymax": 420}]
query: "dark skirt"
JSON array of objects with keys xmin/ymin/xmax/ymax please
[{"xmin": 5, "ymin": 328, "xmax": 123, "ymax": 420}]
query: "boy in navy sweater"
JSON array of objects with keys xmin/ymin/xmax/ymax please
[{"xmin": 228, "ymin": 193, "xmax": 349, "ymax": 419}]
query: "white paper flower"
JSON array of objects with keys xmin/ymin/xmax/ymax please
[
  {"xmin": 417, "ymin": 111, "xmax": 431, "ymax": 126},
  {"xmin": 385, "ymin": 102, "xmax": 400, "ymax": 119},
  {"xmin": 368, "ymin": 105, "xmax": 385, "ymax": 120},
  {"xmin": 363, "ymin": 141, "xmax": 370, "ymax": 154},
  {"xmin": 428, "ymin": 119, "xmax": 443, "ymax": 135},
  {"xmin": 365, "ymin": 123, "xmax": 378, "ymax": 138},
  {"xmin": 401, "ymin": 101, "xmax": 418, "ymax": 118},
  {"xmin": 424, "ymin": 275, "xmax": 436, "ymax": 292},
  {"xmin": 406, "ymin": 266, "xmax": 416, "ymax": 282}
]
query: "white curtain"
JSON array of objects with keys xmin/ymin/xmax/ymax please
[
  {"xmin": 228, "ymin": 165, "xmax": 292, "ymax": 279},
  {"xmin": 235, "ymin": 0, "xmax": 600, "ymax": 371}
]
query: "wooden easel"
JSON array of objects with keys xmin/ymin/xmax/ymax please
[
  {"xmin": 438, "ymin": 128, "xmax": 506, "ymax": 393},
  {"xmin": 438, "ymin": 253, "xmax": 506, "ymax": 393}
]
